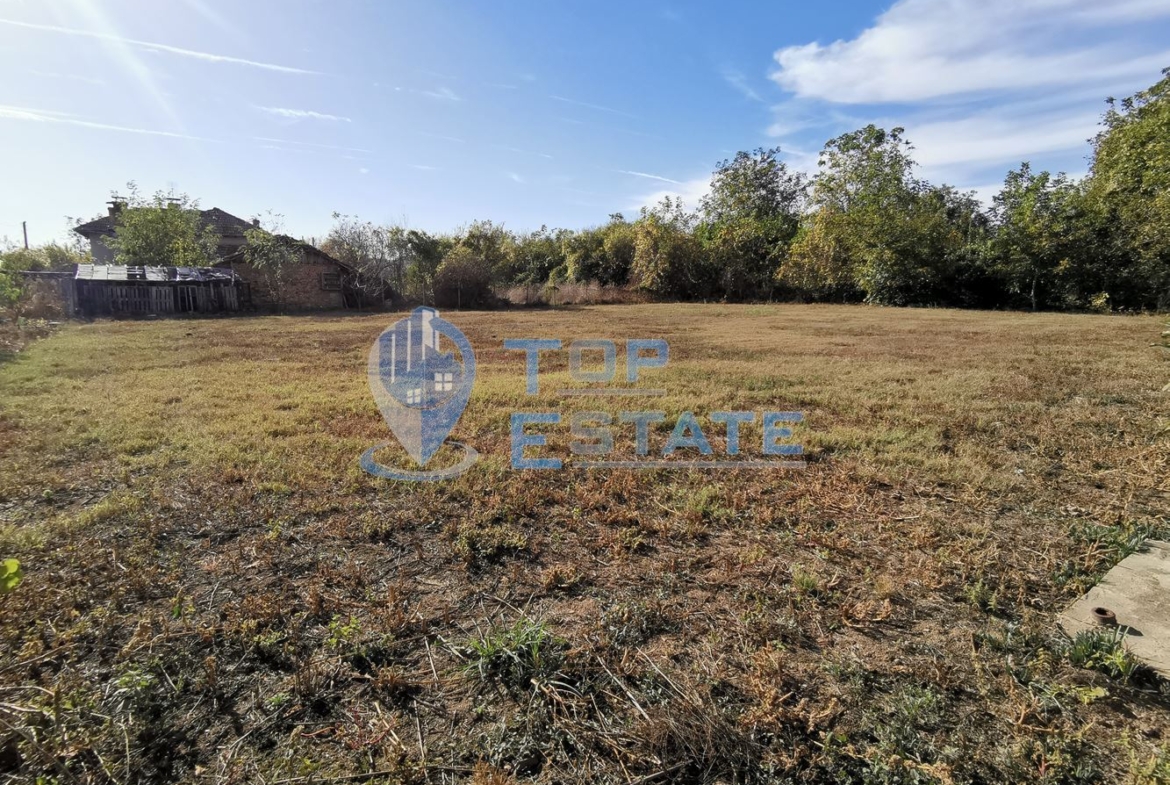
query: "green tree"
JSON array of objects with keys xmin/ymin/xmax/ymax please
[
  {"xmin": 457, "ymin": 220, "xmax": 515, "ymax": 284},
  {"xmin": 506, "ymin": 226, "xmax": 569, "ymax": 288},
  {"xmin": 244, "ymin": 215, "xmax": 301, "ymax": 313},
  {"xmin": 0, "ymin": 242, "xmax": 89, "ymax": 273},
  {"xmin": 434, "ymin": 245, "xmax": 493, "ymax": 308},
  {"xmin": 630, "ymin": 197, "xmax": 708, "ymax": 299},
  {"xmin": 403, "ymin": 230, "xmax": 451, "ymax": 305},
  {"xmin": 991, "ymin": 164, "xmax": 1086, "ymax": 310},
  {"xmin": 103, "ymin": 184, "xmax": 220, "ymax": 267},
  {"xmin": 783, "ymin": 125, "xmax": 990, "ymax": 306},
  {"xmin": 698, "ymin": 147, "xmax": 807, "ymax": 300},
  {"xmin": 1084, "ymin": 68, "xmax": 1170, "ymax": 309},
  {"xmin": 563, "ymin": 215, "xmax": 635, "ymax": 287}
]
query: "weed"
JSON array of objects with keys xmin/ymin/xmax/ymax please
[
  {"xmin": 1066, "ymin": 628, "xmax": 1145, "ymax": 683},
  {"xmin": 459, "ymin": 619, "xmax": 565, "ymax": 694},
  {"xmin": 964, "ymin": 578, "xmax": 999, "ymax": 613}
]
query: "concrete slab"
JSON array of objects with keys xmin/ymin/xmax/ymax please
[{"xmin": 1058, "ymin": 540, "xmax": 1170, "ymax": 678}]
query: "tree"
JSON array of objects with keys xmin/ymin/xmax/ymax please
[
  {"xmin": 0, "ymin": 243, "xmax": 88, "ymax": 273},
  {"xmin": 507, "ymin": 226, "xmax": 569, "ymax": 288},
  {"xmin": 702, "ymin": 147, "xmax": 807, "ymax": 225},
  {"xmin": 991, "ymin": 164, "xmax": 1086, "ymax": 310},
  {"xmin": 456, "ymin": 220, "xmax": 515, "ymax": 284},
  {"xmin": 697, "ymin": 148, "xmax": 807, "ymax": 300},
  {"xmin": 403, "ymin": 230, "xmax": 451, "ymax": 305},
  {"xmin": 244, "ymin": 214, "xmax": 301, "ymax": 313},
  {"xmin": 103, "ymin": 183, "xmax": 220, "ymax": 267},
  {"xmin": 323, "ymin": 214, "xmax": 409, "ymax": 307},
  {"xmin": 433, "ymin": 246, "xmax": 493, "ymax": 308},
  {"xmin": 630, "ymin": 197, "xmax": 708, "ymax": 299},
  {"xmin": 783, "ymin": 125, "xmax": 992, "ymax": 306},
  {"xmin": 1083, "ymin": 68, "xmax": 1170, "ymax": 309}
]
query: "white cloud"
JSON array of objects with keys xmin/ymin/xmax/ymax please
[
  {"xmin": 720, "ymin": 66, "xmax": 763, "ymax": 102},
  {"xmin": 0, "ymin": 104, "xmax": 208, "ymax": 140},
  {"xmin": 256, "ymin": 106, "xmax": 352, "ymax": 122},
  {"xmin": 762, "ymin": 0, "xmax": 1170, "ymax": 195},
  {"xmin": 906, "ymin": 106, "xmax": 1099, "ymax": 172},
  {"xmin": 27, "ymin": 69, "xmax": 106, "ymax": 86},
  {"xmin": 0, "ymin": 18, "xmax": 318, "ymax": 75},
  {"xmin": 415, "ymin": 87, "xmax": 461, "ymax": 101},
  {"xmin": 615, "ymin": 170, "xmax": 683, "ymax": 185},
  {"xmin": 358, "ymin": 167, "xmax": 369, "ymax": 175},
  {"xmin": 550, "ymin": 95, "xmax": 638, "ymax": 119},
  {"xmin": 251, "ymin": 136, "xmax": 371, "ymax": 153},
  {"xmin": 494, "ymin": 144, "xmax": 553, "ymax": 160},
  {"xmin": 629, "ymin": 175, "xmax": 711, "ymax": 213},
  {"xmin": 507, "ymin": 172, "xmax": 525, "ymax": 183},
  {"xmin": 417, "ymin": 131, "xmax": 466, "ymax": 144},
  {"xmin": 770, "ymin": 0, "xmax": 1170, "ymax": 104}
]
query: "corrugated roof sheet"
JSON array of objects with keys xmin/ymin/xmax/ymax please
[{"xmin": 75, "ymin": 265, "xmax": 241, "ymax": 283}]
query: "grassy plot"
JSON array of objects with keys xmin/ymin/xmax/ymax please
[{"xmin": 0, "ymin": 304, "xmax": 1167, "ymax": 784}]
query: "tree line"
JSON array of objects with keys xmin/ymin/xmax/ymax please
[
  {"xmin": 3, "ymin": 70, "xmax": 1167, "ymax": 314},
  {"xmin": 324, "ymin": 70, "xmax": 1167, "ymax": 312}
]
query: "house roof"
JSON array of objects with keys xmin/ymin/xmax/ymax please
[
  {"xmin": 219, "ymin": 236, "xmax": 354, "ymax": 271},
  {"xmin": 75, "ymin": 264, "xmax": 241, "ymax": 283},
  {"xmin": 73, "ymin": 207, "xmax": 256, "ymax": 239}
]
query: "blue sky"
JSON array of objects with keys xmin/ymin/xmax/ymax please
[{"xmin": 2, "ymin": 0, "xmax": 1169, "ymax": 246}]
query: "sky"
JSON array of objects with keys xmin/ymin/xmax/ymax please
[{"xmin": 2, "ymin": 0, "xmax": 1169, "ymax": 247}]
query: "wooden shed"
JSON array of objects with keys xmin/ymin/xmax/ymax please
[{"xmin": 74, "ymin": 264, "xmax": 249, "ymax": 317}]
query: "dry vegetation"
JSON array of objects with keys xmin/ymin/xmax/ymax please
[{"xmin": 0, "ymin": 304, "xmax": 1168, "ymax": 784}]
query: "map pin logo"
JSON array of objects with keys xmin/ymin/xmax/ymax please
[{"xmin": 361, "ymin": 307, "xmax": 478, "ymax": 481}]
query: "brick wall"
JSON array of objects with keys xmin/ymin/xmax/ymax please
[{"xmin": 227, "ymin": 256, "xmax": 346, "ymax": 311}]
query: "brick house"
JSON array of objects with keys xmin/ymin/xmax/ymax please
[
  {"xmin": 73, "ymin": 202, "xmax": 354, "ymax": 312},
  {"xmin": 217, "ymin": 238, "xmax": 354, "ymax": 311}
]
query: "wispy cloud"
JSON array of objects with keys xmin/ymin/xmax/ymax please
[
  {"xmin": 507, "ymin": 172, "xmax": 525, "ymax": 183},
  {"xmin": 358, "ymin": 167, "xmax": 369, "ymax": 175},
  {"xmin": 417, "ymin": 131, "xmax": 466, "ymax": 144},
  {"xmin": 411, "ymin": 164, "xmax": 440, "ymax": 171},
  {"xmin": 493, "ymin": 144, "xmax": 553, "ymax": 160},
  {"xmin": 0, "ymin": 18, "xmax": 318, "ymax": 75},
  {"xmin": 550, "ymin": 95, "xmax": 638, "ymax": 119},
  {"xmin": 255, "ymin": 106, "xmax": 352, "ymax": 122},
  {"xmin": 27, "ymin": 69, "xmax": 106, "ymax": 86},
  {"xmin": 720, "ymin": 66, "xmax": 763, "ymax": 102},
  {"xmin": 630, "ymin": 175, "xmax": 711, "ymax": 212},
  {"xmin": 415, "ymin": 87, "xmax": 461, "ymax": 101},
  {"xmin": 251, "ymin": 136, "xmax": 371, "ymax": 153},
  {"xmin": 615, "ymin": 169, "xmax": 683, "ymax": 185},
  {"xmin": 0, "ymin": 104, "xmax": 208, "ymax": 141}
]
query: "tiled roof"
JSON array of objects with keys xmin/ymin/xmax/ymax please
[
  {"xmin": 73, "ymin": 207, "xmax": 255, "ymax": 239},
  {"xmin": 74, "ymin": 264, "xmax": 241, "ymax": 283},
  {"xmin": 219, "ymin": 236, "xmax": 354, "ymax": 271}
]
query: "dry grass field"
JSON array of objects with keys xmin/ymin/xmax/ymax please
[{"xmin": 1, "ymin": 304, "xmax": 1168, "ymax": 784}]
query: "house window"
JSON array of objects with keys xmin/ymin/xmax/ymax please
[
  {"xmin": 434, "ymin": 372, "xmax": 454, "ymax": 392},
  {"xmin": 406, "ymin": 388, "xmax": 422, "ymax": 405},
  {"xmin": 321, "ymin": 270, "xmax": 342, "ymax": 291}
]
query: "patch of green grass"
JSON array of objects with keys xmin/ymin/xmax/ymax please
[
  {"xmin": 1066, "ymin": 629, "xmax": 1145, "ymax": 683},
  {"xmin": 459, "ymin": 619, "xmax": 565, "ymax": 694}
]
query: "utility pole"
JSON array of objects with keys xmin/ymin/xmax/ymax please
[{"xmin": 22, "ymin": 221, "xmax": 28, "ymax": 249}]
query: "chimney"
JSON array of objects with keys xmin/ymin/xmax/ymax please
[
  {"xmin": 252, "ymin": 218, "xmax": 260, "ymax": 227},
  {"xmin": 107, "ymin": 198, "xmax": 126, "ymax": 217}
]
